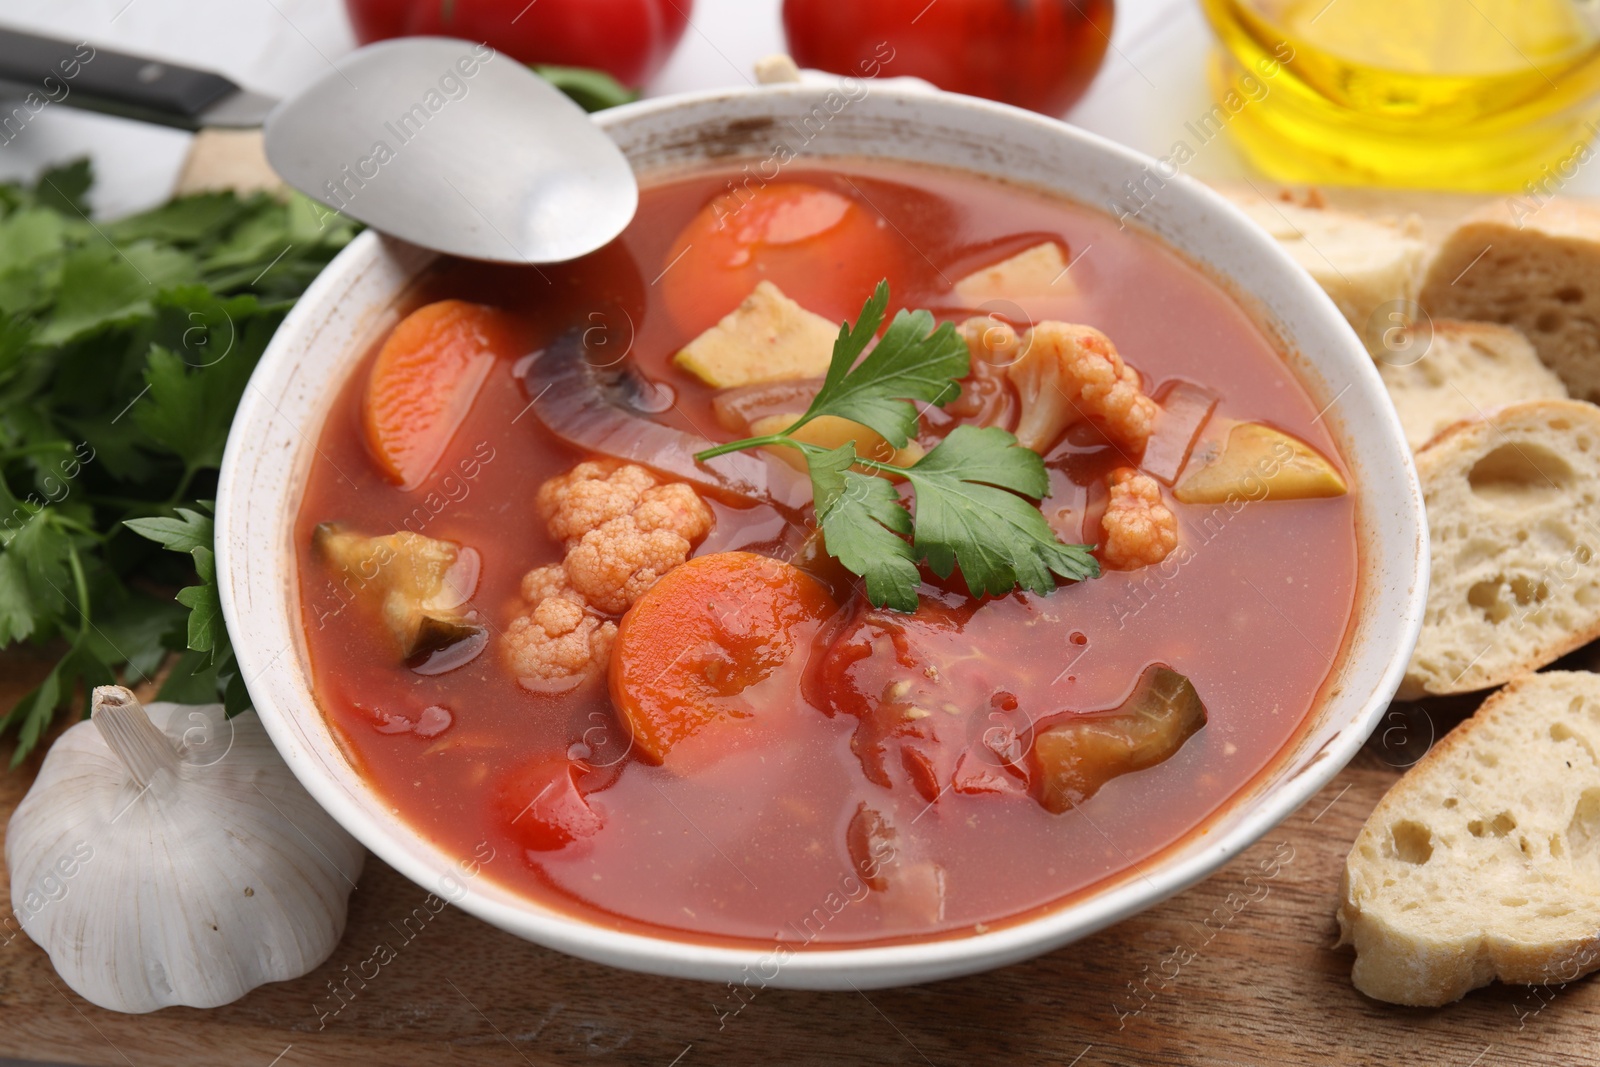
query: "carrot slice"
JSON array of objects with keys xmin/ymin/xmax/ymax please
[
  {"xmin": 609, "ymin": 551, "xmax": 837, "ymax": 765},
  {"xmin": 660, "ymin": 182, "xmax": 907, "ymax": 337},
  {"xmin": 362, "ymin": 299, "xmax": 515, "ymax": 489}
]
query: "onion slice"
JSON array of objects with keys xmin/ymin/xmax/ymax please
[
  {"xmin": 1143, "ymin": 380, "xmax": 1219, "ymax": 486},
  {"xmin": 521, "ymin": 329, "xmax": 811, "ymax": 514},
  {"xmin": 710, "ymin": 378, "xmax": 825, "ymax": 435}
]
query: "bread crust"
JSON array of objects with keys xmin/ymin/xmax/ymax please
[
  {"xmin": 1420, "ymin": 200, "xmax": 1600, "ymax": 402},
  {"xmin": 1222, "ymin": 191, "xmax": 1426, "ymax": 356},
  {"xmin": 1340, "ymin": 672, "xmax": 1600, "ymax": 1006}
]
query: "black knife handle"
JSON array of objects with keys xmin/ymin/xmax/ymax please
[{"xmin": 0, "ymin": 28, "xmax": 240, "ymax": 130}]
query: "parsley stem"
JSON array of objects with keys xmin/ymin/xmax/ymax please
[
  {"xmin": 0, "ymin": 441, "xmax": 76, "ymax": 463},
  {"xmin": 50, "ymin": 515, "xmax": 99, "ymax": 538},
  {"xmin": 694, "ymin": 434, "xmax": 789, "ymax": 462},
  {"xmin": 64, "ymin": 542, "xmax": 91, "ymax": 640},
  {"xmin": 695, "ymin": 434, "xmax": 904, "ymax": 475},
  {"xmin": 166, "ymin": 465, "xmax": 199, "ymax": 506}
]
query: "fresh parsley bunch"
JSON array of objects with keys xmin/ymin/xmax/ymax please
[
  {"xmin": 697, "ymin": 282, "xmax": 1099, "ymax": 612},
  {"xmin": 0, "ymin": 161, "xmax": 357, "ymax": 765}
]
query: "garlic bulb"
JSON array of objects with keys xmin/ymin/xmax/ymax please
[{"xmin": 5, "ymin": 686, "xmax": 365, "ymax": 1013}]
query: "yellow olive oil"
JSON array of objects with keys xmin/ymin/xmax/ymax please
[{"xmin": 1200, "ymin": 0, "xmax": 1600, "ymax": 189}]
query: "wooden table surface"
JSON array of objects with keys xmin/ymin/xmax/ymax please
[{"xmin": 3, "ymin": 183, "xmax": 1590, "ymax": 1066}]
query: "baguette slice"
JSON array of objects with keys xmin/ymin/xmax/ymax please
[
  {"xmin": 1420, "ymin": 199, "xmax": 1600, "ymax": 402},
  {"xmin": 1223, "ymin": 191, "xmax": 1427, "ymax": 355},
  {"xmin": 1403, "ymin": 399, "xmax": 1600, "ymax": 698},
  {"xmin": 1379, "ymin": 320, "xmax": 1568, "ymax": 451},
  {"xmin": 1338, "ymin": 671, "xmax": 1600, "ymax": 1006}
]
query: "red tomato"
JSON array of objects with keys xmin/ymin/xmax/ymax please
[
  {"xmin": 492, "ymin": 758, "xmax": 604, "ymax": 853},
  {"xmin": 345, "ymin": 0, "xmax": 694, "ymax": 89},
  {"xmin": 782, "ymin": 0, "xmax": 1114, "ymax": 116},
  {"xmin": 660, "ymin": 181, "xmax": 907, "ymax": 337}
]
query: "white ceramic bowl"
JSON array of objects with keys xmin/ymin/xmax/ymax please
[{"xmin": 216, "ymin": 85, "xmax": 1427, "ymax": 990}]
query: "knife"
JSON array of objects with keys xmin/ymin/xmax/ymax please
[{"xmin": 0, "ymin": 27, "xmax": 277, "ymax": 130}]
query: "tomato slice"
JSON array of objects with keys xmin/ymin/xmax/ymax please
[
  {"xmin": 362, "ymin": 299, "xmax": 516, "ymax": 490},
  {"xmin": 805, "ymin": 597, "xmax": 1029, "ymax": 803},
  {"xmin": 492, "ymin": 758, "xmax": 604, "ymax": 853},
  {"xmin": 660, "ymin": 181, "xmax": 907, "ymax": 337}
]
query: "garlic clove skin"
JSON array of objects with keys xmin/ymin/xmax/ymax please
[{"xmin": 5, "ymin": 687, "xmax": 365, "ymax": 1013}]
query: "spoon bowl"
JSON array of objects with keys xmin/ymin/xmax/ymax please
[{"xmin": 263, "ymin": 37, "xmax": 637, "ymax": 263}]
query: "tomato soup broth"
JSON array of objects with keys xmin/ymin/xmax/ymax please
[{"xmin": 294, "ymin": 159, "xmax": 1358, "ymax": 946}]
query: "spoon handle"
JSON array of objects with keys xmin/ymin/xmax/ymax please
[{"xmin": 0, "ymin": 27, "xmax": 273, "ymax": 131}]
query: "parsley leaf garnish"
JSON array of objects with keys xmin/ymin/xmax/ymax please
[
  {"xmin": 801, "ymin": 281, "xmax": 968, "ymax": 448},
  {"xmin": 122, "ymin": 505, "xmax": 214, "ymax": 555},
  {"xmin": 807, "ymin": 443, "xmax": 920, "ymax": 611},
  {"xmin": 696, "ymin": 283, "xmax": 1100, "ymax": 612},
  {"xmin": 125, "ymin": 505, "xmax": 224, "ymax": 656},
  {"xmin": 0, "ymin": 161, "xmax": 355, "ymax": 765},
  {"xmin": 906, "ymin": 425, "xmax": 1099, "ymax": 595}
]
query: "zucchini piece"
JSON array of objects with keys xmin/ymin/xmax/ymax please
[
  {"xmin": 1033, "ymin": 665, "xmax": 1207, "ymax": 813},
  {"xmin": 314, "ymin": 524, "xmax": 484, "ymax": 661}
]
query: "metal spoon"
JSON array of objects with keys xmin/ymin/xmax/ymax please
[{"xmin": 0, "ymin": 29, "xmax": 638, "ymax": 263}]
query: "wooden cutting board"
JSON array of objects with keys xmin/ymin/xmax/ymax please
[{"xmin": 4, "ymin": 184, "xmax": 1596, "ymax": 1067}]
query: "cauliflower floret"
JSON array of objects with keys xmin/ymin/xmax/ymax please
[
  {"xmin": 509, "ymin": 462, "xmax": 715, "ymax": 685},
  {"xmin": 535, "ymin": 461, "xmax": 712, "ymax": 613},
  {"xmin": 958, "ymin": 316, "xmax": 1026, "ymax": 367},
  {"xmin": 536, "ymin": 460, "xmax": 714, "ymax": 550},
  {"xmin": 1101, "ymin": 468, "xmax": 1178, "ymax": 570},
  {"xmin": 564, "ymin": 517, "xmax": 695, "ymax": 614},
  {"xmin": 520, "ymin": 563, "xmax": 577, "ymax": 604},
  {"xmin": 967, "ymin": 319, "xmax": 1156, "ymax": 455},
  {"xmin": 632, "ymin": 482, "xmax": 714, "ymax": 541},
  {"xmin": 536, "ymin": 460, "xmax": 660, "ymax": 546},
  {"xmin": 504, "ymin": 594, "xmax": 617, "ymax": 688}
]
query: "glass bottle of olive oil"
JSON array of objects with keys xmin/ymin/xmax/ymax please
[{"xmin": 1200, "ymin": 0, "xmax": 1600, "ymax": 190}]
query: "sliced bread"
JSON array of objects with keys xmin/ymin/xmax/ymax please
[
  {"xmin": 1338, "ymin": 671, "xmax": 1600, "ymax": 1006},
  {"xmin": 1402, "ymin": 399, "xmax": 1600, "ymax": 698},
  {"xmin": 1379, "ymin": 320, "xmax": 1568, "ymax": 451},
  {"xmin": 1419, "ymin": 199, "xmax": 1600, "ymax": 402},
  {"xmin": 1222, "ymin": 191, "xmax": 1427, "ymax": 355}
]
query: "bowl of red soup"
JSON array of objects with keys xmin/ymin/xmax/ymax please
[{"xmin": 216, "ymin": 84, "xmax": 1426, "ymax": 988}]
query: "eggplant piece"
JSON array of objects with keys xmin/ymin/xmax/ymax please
[
  {"xmin": 1032, "ymin": 664, "xmax": 1207, "ymax": 814},
  {"xmin": 673, "ymin": 281, "xmax": 838, "ymax": 387},
  {"xmin": 407, "ymin": 616, "xmax": 489, "ymax": 674},
  {"xmin": 522, "ymin": 328, "xmax": 811, "ymax": 515},
  {"xmin": 314, "ymin": 524, "xmax": 485, "ymax": 665},
  {"xmin": 789, "ymin": 527, "xmax": 858, "ymax": 604}
]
